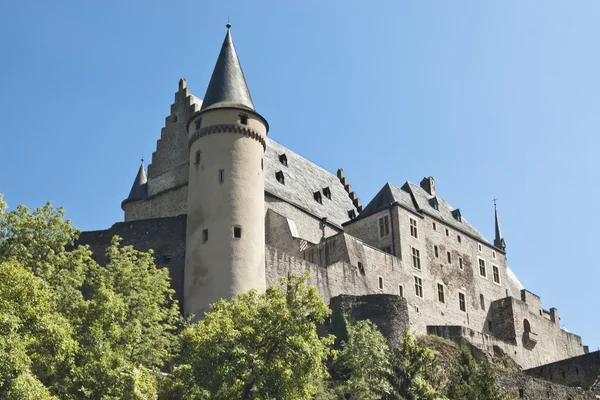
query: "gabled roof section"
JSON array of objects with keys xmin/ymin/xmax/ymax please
[
  {"xmin": 352, "ymin": 183, "xmax": 416, "ymax": 221},
  {"xmin": 402, "ymin": 181, "xmax": 489, "ymax": 243},
  {"xmin": 200, "ymin": 26, "xmax": 255, "ymax": 112},
  {"xmin": 264, "ymin": 139, "xmax": 358, "ymax": 228},
  {"xmin": 122, "ymin": 161, "xmax": 148, "ymax": 208}
]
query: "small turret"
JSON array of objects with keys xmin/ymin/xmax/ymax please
[
  {"xmin": 121, "ymin": 159, "xmax": 148, "ymax": 209},
  {"xmin": 494, "ymin": 200, "xmax": 506, "ymax": 251}
]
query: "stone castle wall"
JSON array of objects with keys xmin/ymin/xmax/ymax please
[{"xmin": 524, "ymin": 351, "xmax": 600, "ymax": 391}]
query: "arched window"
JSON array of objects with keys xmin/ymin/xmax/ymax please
[{"xmin": 523, "ymin": 319, "xmax": 531, "ymax": 333}]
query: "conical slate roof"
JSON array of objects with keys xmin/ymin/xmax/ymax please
[
  {"xmin": 200, "ymin": 25, "xmax": 255, "ymax": 112},
  {"xmin": 122, "ymin": 161, "xmax": 148, "ymax": 208}
]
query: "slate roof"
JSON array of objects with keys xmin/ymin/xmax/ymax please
[
  {"xmin": 122, "ymin": 162, "xmax": 148, "ymax": 208},
  {"xmin": 264, "ymin": 139, "xmax": 358, "ymax": 228},
  {"xmin": 402, "ymin": 181, "xmax": 490, "ymax": 244},
  {"xmin": 200, "ymin": 27, "xmax": 255, "ymax": 112}
]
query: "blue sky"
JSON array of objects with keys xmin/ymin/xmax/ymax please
[{"xmin": 1, "ymin": 1, "xmax": 599, "ymax": 349}]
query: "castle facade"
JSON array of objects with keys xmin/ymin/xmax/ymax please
[{"xmin": 80, "ymin": 25, "xmax": 589, "ymax": 371}]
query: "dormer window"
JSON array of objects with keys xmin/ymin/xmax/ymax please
[
  {"xmin": 348, "ymin": 209, "xmax": 356, "ymax": 219},
  {"xmin": 313, "ymin": 191, "xmax": 322, "ymax": 204},
  {"xmin": 195, "ymin": 118, "xmax": 202, "ymax": 130},
  {"xmin": 430, "ymin": 197, "xmax": 439, "ymax": 210},
  {"xmin": 452, "ymin": 208, "xmax": 462, "ymax": 222},
  {"xmin": 240, "ymin": 114, "xmax": 248, "ymax": 125},
  {"xmin": 323, "ymin": 187, "xmax": 331, "ymax": 199},
  {"xmin": 275, "ymin": 171, "xmax": 285, "ymax": 185},
  {"xmin": 279, "ymin": 154, "xmax": 288, "ymax": 166}
]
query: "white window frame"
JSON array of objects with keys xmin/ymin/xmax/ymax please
[
  {"xmin": 378, "ymin": 275, "xmax": 384, "ymax": 291},
  {"xmin": 492, "ymin": 265, "xmax": 501, "ymax": 285},
  {"xmin": 478, "ymin": 257, "xmax": 487, "ymax": 279},
  {"xmin": 458, "ymin": 290, "xmax": 467, "ymax": 312},
  {"xmin": 410, "ymin": 217, "xmax": 418, "ymax": 238},
  {"xmin": 492, "ymin": 250, "xmax": 496, "ymax": 259},
  {"xmin": 379, "ymin": 215, "xmax": 390, "ymax": 238},
  {"xmin": 411, "ymin": 247, "xmax": 421, "ymax": 270},
  {"xmin": 414, "ymin": 275, "xmax": 424, "ymax": 299}
]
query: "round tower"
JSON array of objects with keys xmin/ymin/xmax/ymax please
[{"xmin": 184, "ymin": 24, "xmax": 269, "ymax": 319}]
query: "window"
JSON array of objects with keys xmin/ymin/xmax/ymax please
[
  {"xmin": 457, "ymin": 235, "xmax": 461, "ymax": 243},
  {"xmin": 279, "ymin": 154, "xmax": 288, "ymax": 166},
  {"xmin": 445, "ymin": 228, "xmax": 449, "ymax": 236},
  {"xmin": 398, "ymin": 285, "xmax": 404, "ymax": 297},
  {"xmin": 492, "ymin": 265, "xmax": 500, "ymax": 284},
  {"xmin": 379, "ymin": 216, "xmax": 390, "ymax": 237},
  {"xmin": 276, "ymin": 171, "xmax": 285, "ymax": 184},
  {"xmin": 378, "ymin": 276, "xmax": 384, "ymax": 290},
  {"xmin": 202, "ymin": 229, "xmax": 208, "ymax": 243},
  {"xmin": 447, "ymin": 251, "xmax": 452, "ymax": 263},
  {"xmin": 478, "ymin": 258, "xmax": 487, "ymax": 278},
  {"xmin": 261, "ymin": 158, "xmax": 263, "ymax": 170},
  {"xmin": 488, "ymin": 320, "xmax": 493, "ymax": 331},
  {"xmin": 313, "ymin": 191, "xmax": 322, "ymax": 204},
  {"xmin": 323, "ymin": 187, "xmax": 331, "ymax": 199},
  {"xmin": 410, "ymin": 218, "xmax": 418, "ymax": 238},
  {"xmin": 411, "ymin": 247, "xmax": 421, "ymax": 270},
  {"xmin": 195, "ymin": 118, "xmax": 202, "ymax": 130},
  {"xmin": 414, "ymin": 276, "xmax": 423, "ymax": 298},
  {"xmin": 357, "ymin": 262, "xmax": 365, "ymax": 275},
  {"xmin": 240, "ymin": 114, "xmax": 248, "ymax": 125},
  {"xmin": 195, "ymin": 150, "xmax": 201, "ymax": 165},
  {"xmin": 480, "ymin": 294, "xmax": 485, "ymax": 310},
  {"xmin": 432, "ymin": 222, "xmax": 437, "ymax": 231},
  {"xmin": 523, "ymin": 319, "xmax": 531, "ymax": 333},
  {"xmin": 233, "ymin": 226, "xmax": 242, "ymax": 238},
  {"xmin": 478, "ymin": 243, "xmax": 483, "ymax": 252},
  {"xmin": 218, "ymin": 169, "xmax": 225, "ymax": 184},
  {"xmin": 492, "ymin": 250, "xmax": 496, "ymax": 259},
  {"xmin": 458, "ymin": 292, "xmax": 466, "ymax": 312},
  {"xmin": 437, "ymin": 283, "xmax": 445, "ymax": 303},
  {"xmin": 458, "ymin": 257, "xmax": 463, "ymax": 270},
  {"xmin": 434, "ymin": 245, "xmax": 439, "ymax": 258}
]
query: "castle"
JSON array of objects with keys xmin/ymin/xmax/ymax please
[{"xmin": 79, "ymin": 25, "xmax": 599, "ymax": 389}]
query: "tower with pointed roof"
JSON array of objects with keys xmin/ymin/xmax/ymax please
[
  {"xmin": 494, "ymin": 201, "xmax": 506, "ymax": 251},
  {"xmin": 121, "ymin": 159, "xmax": 148, "ymax": 219},
  {"xmin": 183, "ymin": 24, "xmax": 269, "ymax": 319}
]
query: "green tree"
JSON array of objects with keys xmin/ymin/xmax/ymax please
[
  {"xmin": 446, "ymin": 342, "xmax": 506, "ymax": 400},
  {"xmin": 388, "ymin": 331, "xmax": 446, "ymax": 400},
  {"xmin": 0, "ymin": 194, "xmax": 183, "ymax": 399},
  {"xmin": 332, "ymin": 319, "xmax": 392, "ymax": 400},
  {"xmin": 179, "ymin": 272, "xmax": 334, "ymax": 400}
]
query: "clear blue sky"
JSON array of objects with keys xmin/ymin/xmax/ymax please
[{"xmin": 1, "ymin": 1, "xmax": 599, "ymax": 350}]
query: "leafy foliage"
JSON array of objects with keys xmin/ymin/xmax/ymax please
[
  {"xmin": 332, "ymin": 319, "xmax": 392, "ymax": 399},
  {"xmin": 446, "ymin": 342, "xmax": 506, "ymax": 400},
  {"xmin": 179, "ymin": 272, "xmax": 334, "ymax": 399},
  {"xmin": 0, "ymin": 194, "xmax": 183, "ymax": 399}
]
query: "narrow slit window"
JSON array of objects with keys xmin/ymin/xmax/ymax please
[
  {"xmin": 219, "ymin": 169, "xmax": 225, "ymax": 184},
  {"xmin": 378, "ymin": 276, "xmax": 384, "ymax": 290},
  {"xmin": 195, "ymin": 150, "xmax": 201, "ymax": 165},
  {"xmin": 447, "ymin": 251, "xmax": 452, "ymax": 263},
  {"xmin": 459, "ymin": 257, "xmax": 464, "ymax": 270},
  {"xmin": 434, "ymin": 245, "xmax": 439, "ymax": 258},
  {"xmin": 202, "ymin": 229, "xmax": 208, "ymax": 243},
  {"xmin": 480, "ymin": 294, "xmax": 485, "ymax": 310},
  {"xmin": 398, "ymin": 285, "xmax": 403, "ymax": 297},
  {"xmin": 459, "ymin": 292, "xmax": 466, "ymax": 312},
  {"xmin": 240, "ymin": 114, "xmax": 248, "ymax": 125},
  {"xmin": 195, "ymin": 118, "xmax": 202, "ymax": 130},
  {"xmin": 357, "ymin": 262, "xmax": 365, "ymax": 275},
  {"xmin": 445, "ymin": 228, "xmax": 449, "ymax": 236},
  {"xmin": 233, "ymin": 226, "xmax": 242, "ymax": 238}
]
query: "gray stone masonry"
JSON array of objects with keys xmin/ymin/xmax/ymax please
[{"xmin": 524, "ymin": 351, "xmax": 600, "ymax": 391}]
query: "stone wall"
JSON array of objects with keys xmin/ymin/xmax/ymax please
[
  {"xmin": 329, "ymin": 294, "xmax": 410, "ymax": 344},
  {"xmin": 122, "ymin": 184, "xmax": 187, "ymax": 222},
  {"xmin": 524, "ymin": 351, "xmax": 600, "ymax": 391},
  {"xmin": 496, "ymin": 370, "xmax": 597, "ymax": 400},
  {"xmin": 78, "ymin": 216, "xmax": 187, "ymax": 307}
]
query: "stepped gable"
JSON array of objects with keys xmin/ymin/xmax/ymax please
[{"xmin": 264, "ymin": 139, "xmax": 358, "ymax": 228}]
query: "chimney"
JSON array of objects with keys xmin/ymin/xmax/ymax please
[{"xmin": 420, "ymin": 176, "xmax": 435, "ymax": 197}]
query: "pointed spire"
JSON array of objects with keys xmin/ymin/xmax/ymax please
[
  {"xmin": 121, "ymin": 159, "xmax": 148, "ymax": 208},
  {"xmin": 200, "ymin": 24, "xmax": 255, "ymax": 112},
  {"xmin": 494, "ymin": 199, "xmax": 506, "ymax": 251}
]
